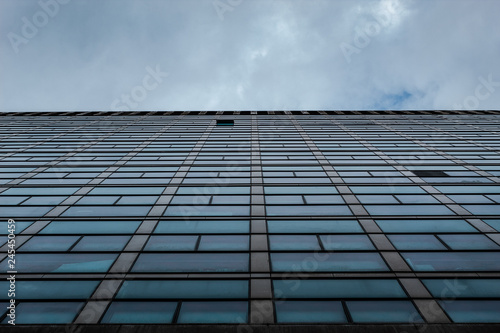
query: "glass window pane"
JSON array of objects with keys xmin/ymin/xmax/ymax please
[
  {"xmin": 198, "ymin": 235, "xmax": 249, "ymax": 251},
  {"xmin": 273, "ymin": 279, "xmax": 406, "ymax": 298},
  {"xmin": 265, "ymin": 195, "xmax": 303, "ymax": 204},
  {"xmin": 365, "ymin": 205, "xmax": 454, "ymax": 216},
  {"xmin": 271, "ymin": 253, "xmax": 388, "ymax": 272},
  {"xmin": 41, "ymin": 221, "xmax": 141, "ymax": 234},
  {"xmin": 376, "ymin": 219, "xmax": 476, "ymax": 233},
  {"xmin": 89, "ymin": 187, "xmax": 164, "ymax": 195},
  {"xmin": 320, "ymin": 235, "xmax": 375, "ymax": 250},
  {"xmin": 177, "ymin": 301, "xmax": 248, "ymax": 324},
  {"xmin": 116, "ymin": 196, "xmax": 159, "ymax": 205},
  {"xmin": 347, "ymin": 301, "xmax": 423, "ymax": 323},
  {"xmin": 267, "ymin": 205, "xmax": 352, "ymax": 216},
  {"xmin": 155, "ymin": 220, "xmax": 248, "ymax": 234},
  {"xmin": 132, "ymin": 253, "xmax": 248, "ymax": 272},
  {"xmin": 356, "ymin": 195, "xmax": 398, "ymax": 204},
  {"xmin": 0, "ymin": 253, "xmax": 117, "ymax": 273},
  {"xmin": 117, "ymin": 280, "xmax": 248, "ymax": 299},
  {"xmin": 264, "ymin": 186, "xmax": 337, "ymax": 194},
  {"xmin": 0, "ymin": 302, "xmax": 84, "ymax": 324},
  {"xmin": 72, "ymin": 236, "xmax": 131, "ymax": 251},
  {"xmin": 62, "ymin": 206, "xmax": 152, "ymax": 217},
  {"xmin": 101, "ymin": 302, "xmax": 177, "ymax": 323},
  {"xmin": 438, "ymin": 300, "xmax": 500, "ymax": 323},
  {"xmin": 387, "ymin": 235, "xmax": 446, "ymax": 250},
  {"xmin": 484, "ymin": 219, "xmax": 500, "ymax": 232},
  {"xmin": 268, "ymin": 220, "xmax": 363, "ymax": 233},
  {"xmin": 20, "ymin": 236, "xmax": 80, "ymax": 251},
  {"xmin": 0, "ymin": 280, "xmax": 99, "ymax": 300},
  {"xmin": 439, "ymin": 234, "xmax": 499, "ymax": 250},
  {"xmin": 403, "ymin": 252, "xmax": 500, "ymax": 271},
  {"xmin": 164, "ymin": 205, "xmax": 249, "ymax": 216},
  {"xmin": 423, "ymin": 279, "xmax": 500, "ymax": 298},
  {"xmin": 303, "ymin": 195, "xmax": 344, "ymax": 204},
  {"xmin": 269, "ymin": 235, "xmax": 320, "ymax": 251},
  {"xmin": 21, "ymin": 196, "xmax": 68, "ymax": 205},
  {"xmin": 144, "ymin": 235, "xmax": 198, "ymax": 251},
  {"xmin": 275, "ymin": 301, "xmax": 347, "ymax": 323},
  {"xmin": 76, "ymin": 196, "xmax": 119, "ymax": 205}
]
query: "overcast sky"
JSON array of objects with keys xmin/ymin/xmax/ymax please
[{"xmin": 1, "ymin": 0, "xmax": 499, "ymax": 111}]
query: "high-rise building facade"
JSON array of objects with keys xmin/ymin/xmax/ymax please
[{"xmin": 0, "ymin": 110, "xmax": 499, "ymax": 332}]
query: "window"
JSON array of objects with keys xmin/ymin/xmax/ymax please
[
  {"xmin": 177, "ymin": 301, "xmax": 247, "ymax": 324},
  {"xmin": 132, "ymin": 253, "xmax": 249, "ymax": 272},
  {"xmin": 101, "ymin": 302, "xmax": 177, "ymax": 323},
  {"xmin": 275, "ymin": 301, "xmax": 347, "ymax": 323}
]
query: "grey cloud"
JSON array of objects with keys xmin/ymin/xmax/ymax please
[{"xmin": 1, "ymin": 0, "xmax": 499, "ymax": 111}]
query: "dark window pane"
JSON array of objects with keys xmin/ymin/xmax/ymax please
[
  {"xmin": 275, "ymin": 301, "xmax": 347, "ymax": 323},
  {"xmin": 177, "ymin": 301, "xmax": 248, "ymax": 324},
  {"xmin": 101, "ymin": 302, "xmax": 177, "ymax": 323}
]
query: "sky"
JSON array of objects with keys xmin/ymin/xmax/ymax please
[{"xmin": 1, "ymin": 0, "xmax": 499, "ymax": 112}]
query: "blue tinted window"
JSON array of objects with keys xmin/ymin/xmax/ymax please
[
  {"xmin": 1, "ymin": 206, "xmax": 54, "ymax": 217},
  {"xmin": 116, "ymin": 196, "xmax": 159, "ymax": 205},
  {"xmin": 177, "ymin": 301, "xmax": 248, "ymax": 324},
  {"xmin": 271, "ymin": 253, "xmax": 388, "ymax": 272},
  {"xmin": 463, "ymin": 205, "xmax": 500, "ymax": 215},
  {"xmin": 376, "ymin": 219, "xmax": 476, "ymax": 233},
  {"xmin": 320, "ymin": 235, "xmax": 375, "ymax": 250},
  {"xmin": 423, "ymin": 279, "xmax": 500, "ymax": 298},
  {"xmin": 0, "ymin": 302, "xmax": 84, "ymax": 324},
  {"xmin": 0, "ymin": 253, "xmax": 117, "ymax": 273},
  {"xmin": 20, "ymin": 236, "xmax": 79, "ymax": 251},
  {"xmin": 303, "ymin": 195, "xmax": 344, "ymax": 204},
  {"xmin": 387, "ymin": 235, "xmax": 446, "ymax": 250},
  {"xmin": 198, "ymin": 235, "xmax": 249, "ymax": 251},
  {"xmin": 403, "ymin": 252, "xmax": 500, "ymax": 271},
  {"xmin": 365, "ymin": 205, "xmax": 454, "ymax": 216},
  {"xmin": 117, "ymin": 280, "xmax": 248, "ymax": 299},
  {"xmin": 0, "ymin": 196, "xmax": 28, "ymax": 205},
  {"xmin": 0, "ymin": 187, "xmax": 79, "ymax": 196},
  {"xmin": 76, "ymin": 196, "xmax": 119, "ymax": 205},
  {"xmin": 265, "ymin": 186, "xmax": 337, "ymax": 194},
  {"xmin": 41, "ymin": 221, "xmax": 141, "ymax": 234},
  {"xmin": 356, "ymin": 195, "xmax": 398, "ymax": 204},
  {"xmin": 438, "ymin": 300, "xmax": 500, "ymax": 323},
  {"xmin": 350, "ymin": 186, "xmax": 425, "ymax": 194},
  {"xmin": 101, "ymin": 302, "xmax": 177, "ymax": 323},
  {"xmin": 273, "ymin": 279, "xmax": 406, "ymax": 298},
  {"xmin": 266, "ymin": 195, "xmax": 303, "ymax": 204},
  {"xmin": 439, "ymin": 234, "xmax": 499, "ymax": 250},
  {"xmin": 0, "ymin": 280, "xmax": 99, "ymax": 300},
  {"xmin": 144, "ymin": 235, "xmax": 198, "ymax": 251},
  {"xmin": 347, "ymin": 301, "xmax": 423, "ymax": 323},
  {"xmin": 89, "ymin": 187, "xmax": 164, "ymax": 195},
  {"xmin": 267, "ymin": 205, "xmax": 352, "ymax": 216},
  {"xmin": 275, "ymin": 301, "xmax": 346, "ymax": 323},
  {"xmin": 484, "ymin": 219, "xmax": 500, "ymax": 232},
  {"xmin": 21, "ymin": 196, "xmax": 68, "ymax": 205},
  {"xmin": 155, "ymin": 220, "xmax": 248, "ymax": 234},
  {"xmin": 436, "ymin": 186, "xmax": 500, "ymax": 194},
  {"xmin": 395, "ymin": 195, "xmax": 439, "ymax": 204},
  {"xmin": 268, "ymin": 220, "xmax": 362, "ymax": 233},
  {"xmin": 270, "ymin": 235, "xmax": 320, "ymax": 251},
  {"xmin": 176, "ymin": 186, "xmax": 249, "ymax": 195},
  {"xmin": 0, "ymin": 221, "xmax": 33, "ymax": 235},
  {"xmin": 62, "ymin": 206, "xmax": 152, "ymax": 217},
  {"xmin": 132, "ymin": 253, "xmax": 248, "ymax": 272},
  {"xmin": 164, "ymin": 205, "xmax": 249, "ymax": 216},
  {"xmin": 72, "ymin": 236, "xmax": 131, "ymax": 251}
]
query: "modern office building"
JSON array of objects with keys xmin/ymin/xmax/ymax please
[{"xmin": 0, "ymin": 110, "xmax": 500, "ymax": 332}]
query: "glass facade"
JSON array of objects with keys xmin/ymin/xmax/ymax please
[{"xmin": 0, "ymin": 110, "xmax": 500, "ymax": 328}]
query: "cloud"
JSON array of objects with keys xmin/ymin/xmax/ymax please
[{"xmin": 1, "ymin": 0, "xmax": 499, "ymax": 111}]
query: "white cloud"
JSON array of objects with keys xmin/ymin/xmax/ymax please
[{"xmin": 0, "ymin": 0, "xmax": 499, "ymax": 111}]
